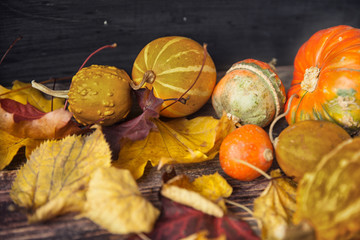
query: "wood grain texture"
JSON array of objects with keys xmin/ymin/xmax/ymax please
[
  {"xmin": 1, "ymin": 0, "xmax": 359, "ymax": 87},
  {"xmin": 0, "ymin": 67, "xmax": 293, "ymax": 240}
]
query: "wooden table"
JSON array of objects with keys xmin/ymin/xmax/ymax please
[{"xmin": 0, "ymin": 66, "xmax": 293, "ymax": 239}]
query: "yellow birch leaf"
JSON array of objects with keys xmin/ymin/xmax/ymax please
[
  {"xmin": 83, "ymin": 167, "xmax": 160, "ymax": 234},
  {"xmin": 0, "ymin": 129, "xmax": 43, "ymax": 170},
  {"xmin": 113, "ymin": 114, "xmax": 235, "ymax": 179},
  {"xmin": 161, "ymin": 172, "xmax": 233, "ymax": 217},
  {"xmin": 253, "ymin": 169, "xmax": 297, "ymax": 240},
  {"xmin": 10, "ymin": 128, "xmax": 111, "ymax": 222},
  {"xmin": 0, "ymin": 80, "xmax": 64, "ymax": 111}
]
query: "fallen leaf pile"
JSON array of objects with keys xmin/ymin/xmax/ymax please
[{"xmin": 2, "ymin": 81, "xmax": 263, "ymax": 239}]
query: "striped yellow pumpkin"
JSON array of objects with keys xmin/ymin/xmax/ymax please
[{"xmin": 132, "ymin": 36, "xmax": 217, "ymax": 118}]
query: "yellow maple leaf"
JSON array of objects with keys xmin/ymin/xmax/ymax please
[
  {"xmin": 0, "ymin": 129, "xmax": 42, "ymax": 170},
  {"xmin": 82, "ymin": 167, "xmax": 160, "ymax": 234},
  {"xmin": 0, "ymin": 80, "xmax": 64, "ymax": 112},
  {"xmin": 161, "ymin": 172, "xmax": 233, "ymax": 217},
  {"xmin": 113, "ymin": 114, "xmax": 235, "ymax": 179},
  {"xmin": 253, "ymin": 169, "xmax": 297, "ymax": 240},
  {"xmin": 10, "ymin": 128, "xmax": 111, "ymax": 222}
]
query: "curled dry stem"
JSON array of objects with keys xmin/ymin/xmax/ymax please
[
  {"xmin": 130, "ymin": 70, "xmax": 156, "ymax": 90},
  {"xmin": 269, "ymin": 94, "xmax": 299, "ymax": 144},
  {"xmin": 234, "ymin": 158, "xmax": 272, "ymax": 180},
  {"xmin": 0, "ymin": 35, "xmax": 23, "ymax": 65},
  {"xmin": 160, "ymin": 43, "xmax": 208, "ymax": 113},
  {"xmin": 225, "ymin": 199, "xmax": 254, "ymax": 216}
]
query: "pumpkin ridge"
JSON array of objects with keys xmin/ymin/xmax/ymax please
[
  {"xmin": 228, "ymin": 63, "xmax": 282, "ymax": 118},
  {"xmin": 157, "ymin": 65, "xmax": 216, "ymax": 76},
  {"xmin": 164, "ymin": 49, "xmax": 202, "ymax": 64},
  {"xmin": 154, "ymin": 79, "xmax": 210, "ymax": 97},
  {"xmin": 152, "ymin": 37, "xmax": 185, "ymax": 67},
  {"xmin": 144, "ymin": 44, "xmax": 150, "ymax": 69},
  {"xmin": 133, "ymin": 62, "xmax": 145, "ymax": 75}
]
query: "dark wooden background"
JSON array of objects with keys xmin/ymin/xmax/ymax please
[{"xmin": 1, "ymin": 0, "xmax": 360, "ymax": 86}]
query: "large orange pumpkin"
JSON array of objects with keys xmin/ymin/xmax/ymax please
[
  {"xmin": 132, "ymin": 36, "xmax": 217, "ymax": 118},
  {"xmin": 286, "ymin": 25, "xmax": 360, "ymax": 134}
]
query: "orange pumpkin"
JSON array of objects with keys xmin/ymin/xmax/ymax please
[
  {"xmin": 132, "ymin": 36, "xmax": 217, "ymax": 118},
  {"xmin": 286, "ymin": 25, "xmax": 360, "ymax": 134}
]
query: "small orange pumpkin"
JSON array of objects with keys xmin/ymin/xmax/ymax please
[{"xmin": 132, "ymin": 36, "xmax": 217, "ymax": 118}]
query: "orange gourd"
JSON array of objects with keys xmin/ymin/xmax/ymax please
[
  {"xmin": 286, "ymin": 25, "xmax": 360, "ymax": 134},
  {"xmin": 219, "ymin": 124, "xmax": 274, "ymax": 181},
  {"xmin": 132, "ymin": 36, "xmax": 217, "ymax": 118}
]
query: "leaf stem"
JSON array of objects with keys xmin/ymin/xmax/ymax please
[
  {"xmin": 225, "ymin": 199, "xmax": 253, "ymax": 215},
  {"xmin": 0, "ymin": 35, "xmax": 22, "ymax": 65},
  {"xmin": 77, "ymin": 43, "xmax": 117, "ymax": 71},
  {"xmin": 234, "ymin": 158, "xmax": 271, "ymax": 180},
  {"xmin": 160, "ymin": 43, "xmax": 208, "ymax": 113},
  {"xmin": 269, "ymin": 94, "xmax": 299, "ymax": 144},
  {"xmin": 137, "ymin": 233, "xmax": 151, "ymax": 240}
]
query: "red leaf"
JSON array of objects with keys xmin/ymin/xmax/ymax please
[
  {"xmin": 0, "ymin": 98, "xmax": 46, "ymax": 122},
  {"xmin": 102, "ymin": 88, "xmax": 163, "ymax": 159},
  {"xmin": 131, "ymin": 197, "xmax": 260, "ymax": 240}
]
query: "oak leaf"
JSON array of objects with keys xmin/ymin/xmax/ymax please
[
  {"xmin": 10, "ymin": 128, "xmax": 112, "ymax": 222},
  {"xmin": 252, "ymin": 169, "xmax": 297, "ymax": 240},
  {"xmin": 0, "ymin": 80, "xmax": 64, "ymax": 112},
  {"xmin": 161, "ymin": 173, "xmax": 232, "ymax": 217},
  {"xmin": 83, "ymin": 167, "xmax": 160, "ymax": 234}
]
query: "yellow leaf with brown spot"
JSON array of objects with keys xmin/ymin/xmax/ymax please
[
  {"xmin": 113, "ymin": 114, "xmax": 235, "ymax": 179},
  {"xmin": 83, "ymin": 167, "xmax": 160, "ymax": 234},
  {"xmin": 161, "ymin": 172, "xmax": 233, "ymax": 217},
  {"xmin": 10, "ymin": 128, "xmax": 111, "ymax": 222},
  {"xmin": 253, "ymin": 169, "xmax": 297, "ymax": 240},
  {"xmin": 0, "ymin": 80, "xmax": 64, "ymax": 112}
]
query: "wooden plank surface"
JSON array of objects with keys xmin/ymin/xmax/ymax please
[
  {"xmin": 0, "ymin": 66, "xmax": 293, "ymax": 240},
  {"xmin": 1, "ymin": 0, "xmax": 359, "ymax": 87}
]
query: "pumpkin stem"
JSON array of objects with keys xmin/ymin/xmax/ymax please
[
  {"xmin": 301, "ymin": 66, "xmax": 320, "ymax": 92},
  {"xmin": 268, "ymin": 58, "xmax": 277, "ymax": 71},
  {"xmin": 31, "ymin": 80, "xmax": 69, "ymax": 98},
  {"xmin": 160, "ymin": 43, "xmax": 208, "ymax": 113},
  {"xmin": 130, "ymin": 70, "xmax": 156, "ymax": 90},
  {"xmin": 0, "ymin": 35, "xmax": 22, "ymax": 65},
  {"xmin": 269, "ymin": 93, "xmax": 299, "ymax": 144},
  {"xmin": 0, "ymin": 76, "xmax": 72, "ymax": 98}
]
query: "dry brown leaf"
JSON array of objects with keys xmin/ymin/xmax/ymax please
[
  {"xmin": 161, "ymin": 172, "xmax": 233, "ymax": 217},
  {"xmin": 83, "ymin": 167, "xmax": 160, "ymax": 234},
  {"xmin": 10, "ymin": 128, "xmax": 111, "ymax": 222},
  {"xmin": 252, "ymin": 169, "xmax": 297, "ymax": 240}
]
